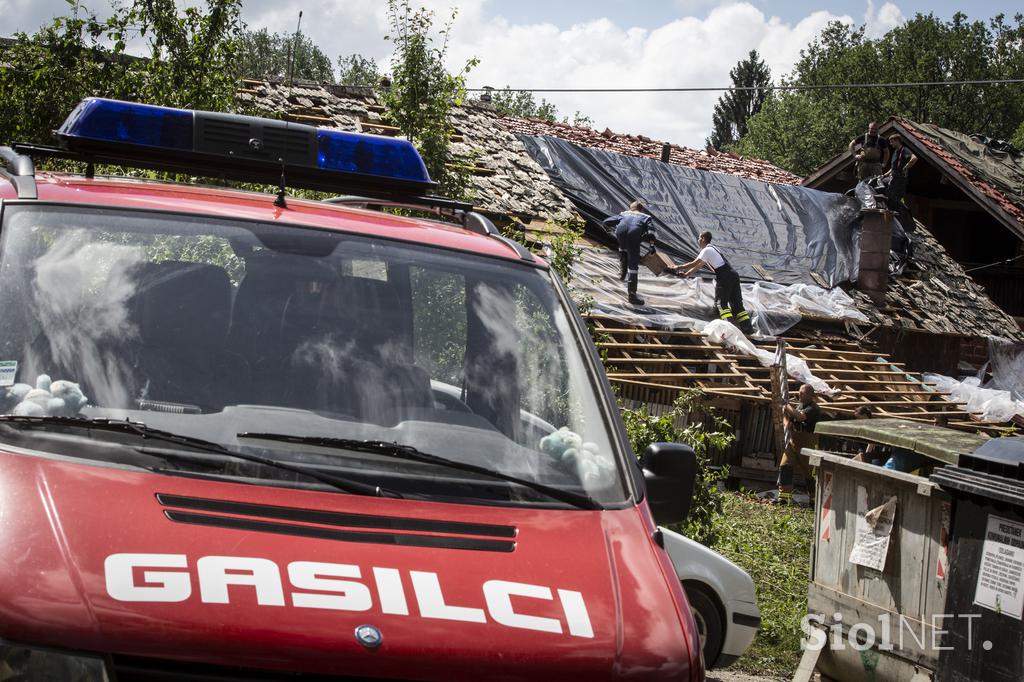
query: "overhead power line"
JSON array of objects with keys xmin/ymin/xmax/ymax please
[
  {"xmin": 468, "ymin": 78, "xmax": 1024, "ymax": 93},
  {"xmin": 965, "ymin": 253, "xmax": 1024, "ymax": 273}
]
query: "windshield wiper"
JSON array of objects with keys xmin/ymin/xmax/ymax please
[
  {"xmin": 237, "ymin": 432, "xmax": 602, "ymax": 510},
  {"xmin": 0, "ymin": 416, "xmax": 402, "ymax": 499}
]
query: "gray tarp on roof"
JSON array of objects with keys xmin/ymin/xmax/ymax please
[{"xmin": 519, "ymin": 134, "xmax": 864, "ymax": 286}]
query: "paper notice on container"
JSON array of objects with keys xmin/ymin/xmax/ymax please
[
  {"xmin": 849, "ymin": 486, "xmax": 897, "ymax": 571},
  {"xmin": 973, "ymin": 515, "xmax": 1024, "ymax": 620}
]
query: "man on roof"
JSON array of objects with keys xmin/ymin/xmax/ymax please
[
  {"xmin": 884, "ymin": 133, "xmax": 918, "ymax": 207},
  {"xmin": 673, "ymin": 231, "xmax": 754, "ymax": 335},
  {"xmin": 849, "ymin": 122, "xmax": 890, "ymax": 181},
  {"xmin": 604, "ymin": 200, "xmax": 655, "ymax": 306}
]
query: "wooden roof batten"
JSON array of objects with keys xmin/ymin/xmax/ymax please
[{"xmin": 591, "ymin": 316, "xmax": 1014, "ymax": 435}]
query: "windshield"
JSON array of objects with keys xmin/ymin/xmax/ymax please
[{"xmin": 0, "ymin": 204, "xmax": 627, "ymax": 505}]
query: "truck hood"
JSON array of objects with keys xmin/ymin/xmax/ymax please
[{"xmin": 0, "ymin": 449, "xmax": 695, "ymax": 681}]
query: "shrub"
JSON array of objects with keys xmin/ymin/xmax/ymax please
[{"xmin": 620, "ymin": 388, "xmax": 732, "ymax": 546}]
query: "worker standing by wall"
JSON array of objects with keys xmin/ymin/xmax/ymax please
[
  {"xmin": 603, "ymin": 200, "xmax": 655, "ymax": 306},
  {"xmin": 775, "ymin": 383, "xmax": 822, "ymax": 505}
]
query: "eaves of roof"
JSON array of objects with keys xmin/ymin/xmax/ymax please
[
  {"xmin": 804, "ymin": 117, "xmax": 1024, "ymax": 243},
  {"xmin": 892, "ymin": 118, "xmax": 1024, "ymax": 242}
]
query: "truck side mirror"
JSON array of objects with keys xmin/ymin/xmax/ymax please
[{"xmin": 640, "ymin": 443, "xmax": 698, "ymax": 526}]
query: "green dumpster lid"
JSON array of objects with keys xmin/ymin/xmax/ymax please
[{"xmin": 814, "ymin": 417, "xmax": 989, "ymax": 465}]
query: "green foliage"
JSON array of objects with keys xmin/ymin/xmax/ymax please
[
  {"xmin": 337, "ymin": 54, "xmax": 382, "ymax": 87},
  {"xmin": 713, "ymin": 493, "xmax": 814, "ymax": 677},
  {"xmin": 238, "ymin": 27, "xmax": 335, "ymax": 82},
  {"xmin": 544, "ymin": 219, "xmax": 584, "ymax": 285},
  {"xmin": 381, "ymin": 0, "xmax": 478, "ymax": 200},
  {"xmin": 1012, "ymin": 120, "xmax": 1024, "ymax": 150},
  {"xmin": 739, "ymin": 12, "xmax": 1024, "ymax": 175},
  {"xmin": 0, "ymin": 0, "xmax": 242, "ymax": 147},
  {"xmin": 563, "ymin": 111, "xmax": 594, "ymax": 128},
  {"xmin": 707, "ymin": 50, "xmax": 771, "ymax": 150},
  {"xmin": 487, "ymin": 88, "xmax": 558, "ymax": 120},
  {"xmin": 619, "ymin": 389, "xmax": 733, "ymax": 546},
  {"xmin": 411, "ymin": 267, "xmax": 466, "ymax": 386},
  {"xmin": 485, "ymin": 87, "xmax": 594, "ymax": 129}
]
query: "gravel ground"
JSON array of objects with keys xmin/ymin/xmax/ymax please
[{"xmin": 706, "ymin": 671, "xmax": 786, "ymax": 682}]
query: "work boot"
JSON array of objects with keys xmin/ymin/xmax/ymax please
[
  {"xmin": 736, "ymin": 310, "xmax": 754, "ymax": 335},
  {"xmin": 627, "ymin": 272, "xmax": 644, "ymax": 306},
  {"xmin": 618, "ymin": 250, "xmax": 628, "ymax": 281}
]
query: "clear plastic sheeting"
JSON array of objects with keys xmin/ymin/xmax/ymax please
[
  {"xmin": 923, "ymin": 373, "xmax": 1024, "ymax": 423},
  {"xmin": 702, "ymin": 320, "xmax": 837, "ymax": 397},
  {"xmin": 987, "ymin": 336, "xmax": 1024, "ymax": 399},
  {"xmin": 572, "ymin": 246, "xmax": 868, "ymax": 337}
]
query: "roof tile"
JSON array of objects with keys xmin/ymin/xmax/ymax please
[{"xmin": 500, "ymin": 115, "xmax": 802, "ymax": 185}]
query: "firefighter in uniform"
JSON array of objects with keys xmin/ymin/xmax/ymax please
[
  {"xmin": 603, "ymin": 200, "xmax": 655, "ymax": 306},
  {"xmin": 884, "ymin": 133, "xmax": 917, "ymax": 207},
  {"xmin": 674, "ymin": 231, "xmax": 754, "ymax": 334},
  {"xmin": 849, "ymin": 121, "xmax": 890, "ymax": 181}
]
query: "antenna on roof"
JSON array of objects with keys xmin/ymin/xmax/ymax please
[
  {"xmin": 278, "ymin": 10, "xmax": 303, "ymax": 210},
  {"xmin": 287, "ymin": 11, "xmax": 303, "ymax": 88}
]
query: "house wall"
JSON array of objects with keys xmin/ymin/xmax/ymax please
[
  {"xmin": 914, "ymin": 189, "xmax": 1024, "ymax": 318},
  {"xmin": 872, "ymin": 328, "xmax": 964, "ymax": 375}
]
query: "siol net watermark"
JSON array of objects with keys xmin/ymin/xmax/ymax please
[{"xmin": 801, "ymin": 612, "xmax": 992, "ymax": 652}]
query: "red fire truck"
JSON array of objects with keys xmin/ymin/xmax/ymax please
[{"xmin": 0, "ymin": 99, "xmax": 707, "ymax": 680}]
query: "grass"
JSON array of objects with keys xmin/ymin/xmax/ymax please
[{"xmin": 711, "ymin": 491, "xmax": 814, "ymax": 678}]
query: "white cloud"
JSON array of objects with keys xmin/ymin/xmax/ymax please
[
  {"xmin": 236, "ymin": 0, "xmax": 902, "ymax": 147},
  {"xmin": 5, "ymin": 0, "xmax": 908, "ymax": 148},
  {"xmin": 445, "ymin": 2, "xmax": 868, "ymax": 147},
  {"xmin": 864, "ymin": 1, "xmax": 906, "ymax": 38}
]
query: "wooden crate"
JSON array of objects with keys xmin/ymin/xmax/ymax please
[{"xmin": 641, "ymin": 250, "xmax": 676, "ymax": 275}]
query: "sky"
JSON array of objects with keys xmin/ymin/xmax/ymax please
[{"xmin": 2, "ymin": 0, "xmax": 1020, "ymax": 147}]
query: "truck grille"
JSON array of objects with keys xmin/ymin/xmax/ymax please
[{"xmin": 156, "ymin": 494, "xmax": 518, "ymax": 552}]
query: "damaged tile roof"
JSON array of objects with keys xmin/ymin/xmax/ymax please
[
  {"xmin": 237, "ymin": 79, "xmax": 1017, "ymax": 340},
  {"xmin": 848, "ymin": 221, "xmax": 1022, "ymax": 339},
  {"xmin": 804, "ymin": 117, "xmax": 1024, "ymax": 242},
  {"xmin": 499, "ymin": 115, "xmax": 803, "ymax": 185},
  {"xmin": 892, "ymin": 117, "xmax": 1024, "ymax": 238},
  {"xmin": 238, "ymin": 79, "xmax": 579, "ymax": 223}
]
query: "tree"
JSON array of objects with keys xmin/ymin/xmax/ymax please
[
  {"xmin": 485, "ymin": 88, "xmax": 595, "ymax": 129},
  {"xmin": 237, "ymin": 28, "xmax": 335, "ymax": 82},
  {"xmin": 706, "ymin": 50, "xmax": 771, "ymax": 150},
  {"xmin": 0, "ymin": 0, "xmax": 242, "ymax": 147},
  {"xmin": 488, "ymin": 88, "xmax": 558, "ymax": 120},
  {"xmin": 381, "ymin": 0, "xmax": 478, "ymax": 199},
  {"xmin": 564, "ymin": 111, "xmax": 594, "ymax": 128},
  {"xmin": 1013, "ymin": 121, "xmax": 1024, "ymax": 151},
  {"xmin": 738, "ymin": 12, "xmax": 1024, "ymax": 175},
  {"xmin": 337, "ymin": 54, "xmax": 381, "ymax": 87}
]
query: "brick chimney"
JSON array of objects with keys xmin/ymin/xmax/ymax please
[{"xmin": 858, "ymin": 208, "xmax": 893, "ymax": 306}]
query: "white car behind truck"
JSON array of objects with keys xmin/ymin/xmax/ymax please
[{"xmin": 661, "ymin": 527, "xmax": 760, "ymax": 668}]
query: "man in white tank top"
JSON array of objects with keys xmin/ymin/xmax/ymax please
[{"xmin": 674, "ymin": 231, "xmax": 754, "ymax": 334}]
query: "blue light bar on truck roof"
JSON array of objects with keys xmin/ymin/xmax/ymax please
[{"xmin": 52, "ymin": 98, "xmax": 434, "ymax": 196}]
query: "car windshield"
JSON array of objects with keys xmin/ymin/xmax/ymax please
[{"xmin": 0, "ymin": 204, "xmax": 627, "ymax": 505}]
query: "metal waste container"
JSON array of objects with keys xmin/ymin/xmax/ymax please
[
  {"xmin": 801, "ymin": 419, "xmax": 990, "ymax": 681},
  {"xmin": 930, "ymin": 437, "xmax": 1024, "ymax": 682}
]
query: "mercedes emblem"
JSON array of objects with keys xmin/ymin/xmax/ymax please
[{"xmin": 354, "ymin": 624, "xmax": 383, "ymax": 649}]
